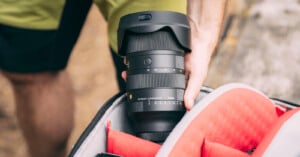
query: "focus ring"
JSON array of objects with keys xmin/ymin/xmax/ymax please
[{"xmin": 127, "ymin": 73, "xmax": 186, "ymax": 90}]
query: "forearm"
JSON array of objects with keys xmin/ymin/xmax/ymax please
[{"xmin": 187, "ymin": 0, "xmax": 227, "ymax": 53}]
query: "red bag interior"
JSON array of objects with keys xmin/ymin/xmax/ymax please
[
  {"xmin": 106, "ymin": 86, "xmax": 292, "ymax": 157},
  {"xmin": 202, "ymin": 139, "xmax": 250, "ymax": 157},
  {"xmin": 252, "ymin": 108, "xmax": 300, "ymax": 156},
  {"xmin": 167, "ymin": 88, "xmax": 280, "ymax": 157},
  {"xmin": 107, "ymin": 123, "xmax": 160, "ymax": 157}
]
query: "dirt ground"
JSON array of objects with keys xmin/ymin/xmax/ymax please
[{"xmin": 1, "ymin": 1, "xmax": 300, "ymax": 156}]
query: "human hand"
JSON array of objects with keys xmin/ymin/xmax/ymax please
[
  {"xmin": 184, "ymin": 35, "xmax": 211, "ymax": 110},
  {"xmin": 184, "ymin": 18, "xmax": 216, "ymax": 110}
]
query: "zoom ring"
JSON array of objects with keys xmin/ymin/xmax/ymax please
[{"xmin": 127, "ymin": 73, "xmax": 186, "ymax": 90}]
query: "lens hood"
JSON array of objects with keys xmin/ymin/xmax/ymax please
[{"xmin": 118, "ymin": 11, "xmax": 191, "ymax": 55}]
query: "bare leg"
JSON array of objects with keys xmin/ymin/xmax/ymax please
[{"xmin": 2, "ymin": 70, "xmax": 74, "ymax": 157}]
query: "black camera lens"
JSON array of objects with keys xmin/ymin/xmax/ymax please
[{"xmin": 118, "ymin": 11, "xmax": 190, "ymax": 143}]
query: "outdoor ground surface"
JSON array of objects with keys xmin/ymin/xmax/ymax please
[{"xmin": 1, "ymin": 1, "xmax": 300, "ymax": 156}]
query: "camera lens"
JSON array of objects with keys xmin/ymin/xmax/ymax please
[{"xmin": 118, "ymin": 11, "xmax": 190, "ymax": 143}]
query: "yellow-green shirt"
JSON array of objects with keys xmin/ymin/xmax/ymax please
[
  {"xmin": 0, "ymin": 0, "xmax": 186, "ymax": 52},
  {"xmin": 0, "ymin": 0, "xmax": 65, "ymax": 30}
]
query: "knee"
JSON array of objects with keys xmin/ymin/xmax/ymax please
[{"xmin": 1, "ymin": 71, "xmax": 62, "ymax": 85}]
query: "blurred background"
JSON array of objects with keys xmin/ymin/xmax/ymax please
[{"xmin": 1, "ymin": 0, "xmax": 300, "ymax": 156}]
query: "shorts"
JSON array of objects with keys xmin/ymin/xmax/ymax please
[
  {"xmin": 0, "ymin": 0, "xmax": 185, "ymax": 73},
  {"xmin": 0, "ymin": 24, "xmax": 71, "ymax": 73}
]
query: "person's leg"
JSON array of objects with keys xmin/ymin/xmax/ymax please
[{"xmin": 2, "ymin": 70, "xmax": 74, "ymax": 157}]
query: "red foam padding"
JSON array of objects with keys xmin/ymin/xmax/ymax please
[
  {"xmin": 107, "ymin": 126, "xmax": 160, "ymax": 157},
  {"xmin": 168, "ymin": 88, "xmax": 279, "ymax": 157},
  {"xmin": 202, "ymin": 139, "xmax": 250, "ymax": 157},
  {"xmin": 252, "ymin": 108, "xmax": 300, "ymax": 156}
]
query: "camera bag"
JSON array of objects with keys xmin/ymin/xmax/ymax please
[{"xmin": 69, "ymin": 83, "xmax": 300, "ymax": 157}]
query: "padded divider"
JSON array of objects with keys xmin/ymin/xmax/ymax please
[
  {"xmin": 107, "ymin": 125, "xmax": 160, "ymax": 157},
  {"xmin": 202, "ymin": 139, "xmax": 250, "ymax": 157},
  {"xmin": 157, "ymin": 83, "xmax": 279, "ymax": 157},
  {"xmin": 253, "ymin": 109, "xmax": 300, "ymax": 157}
]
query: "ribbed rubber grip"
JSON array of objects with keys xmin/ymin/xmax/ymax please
[
  {"xmin": 127, "ymin": 73, "xmax": 186, "ymax": 90},
  {"xmin": 125, "ymin": 29, "xmax": 183, "ymax": 53}
]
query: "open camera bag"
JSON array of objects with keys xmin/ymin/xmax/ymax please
[{"xmin": 69, "ymin": 83, "xmax": 300, "ymax": 157}]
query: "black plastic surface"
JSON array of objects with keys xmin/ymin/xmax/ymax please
[{"xmin": 118, "ymin": 11, "xmax": 191, "ymax": 55}]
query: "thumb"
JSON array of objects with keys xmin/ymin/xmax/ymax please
[{"xmin": 184, "ymin": 72, "xmax": 205, "ymax": 110}]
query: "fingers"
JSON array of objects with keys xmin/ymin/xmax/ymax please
[
  {"xmin": 183, "ymin": 49, "xmax": 210, "ymax": 110},
  {"xmin": 122, "ymin": 57, "xmax": 127, "ymax": 81},
  {"xmin": 184, "ymin": 70, "xmax": 205, "ymax": 110},
  {"xmin": 121, "ymin": 71, "xmax": 127, "ymax": 81}
]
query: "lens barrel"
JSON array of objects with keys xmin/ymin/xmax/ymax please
[{"xmin": 118, "ymin": 11, "xmax": 190, "ymax": 143}]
